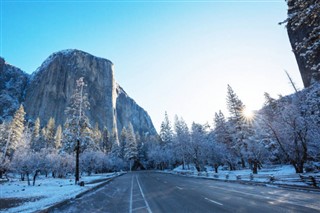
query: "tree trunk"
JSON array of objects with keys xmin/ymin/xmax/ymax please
[
  {"xmin": 293, "ymin": 162, "xmax": 304, "ymax": 173},
  {"xmin": 33, "ymin": 170, "xmax": 39, "ymax": 186},
  {"xmin": 27, "ymin": 172, "xmax": 30, "ymax": 186},
  {"xmin": 214, "ymin": 164, "xmax": 218, "ymax": 173},
  {"xmin": 252, "ymin": 160, "xmax": 258, "ymax": 174},
  {"xmin": 241, "ymin": 157, "xmax": 246, "ymax": 168},
  {"xmin": 75, "ymin": 139, "xmax": 80, "ymax": 185},
  {"xmin": 21, "ymin": 173, "xmax": 25, "ymax": 181},
  {"xmin": 194, "ymin": 159, "xmax": 201, "ymax": 172}
]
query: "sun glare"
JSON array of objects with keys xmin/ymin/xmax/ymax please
[{"xmin": 242, "ymin": 107, "xmax": 255, "ymax": 122}]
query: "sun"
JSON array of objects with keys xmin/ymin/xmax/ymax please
[{"xmin": 241, "ymin": 107, "xmax": 255, "ymax": 122}]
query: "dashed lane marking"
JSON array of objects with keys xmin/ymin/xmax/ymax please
[
  {"xmin": 129, "ymin": 175, "xmax": 134, "ymax": 213},
  {"xmin": 204, "ymin": 197, "xmax": 223, "ymax": 206},
  {"xmin": 136, "ymin": 176, "xmax": 152, "ymax": 213},
  {"xmin": 176, "ymin": 186, "xmax": 183, "ymax": 190}
]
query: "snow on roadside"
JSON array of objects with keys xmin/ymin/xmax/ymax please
[
  {"xmin": 168, "ymin": 164, "xmax": 316, "ymax": 187},
  {"xmin": 0, "ymin": 172, "xmax": 120, "ymax": 213}
]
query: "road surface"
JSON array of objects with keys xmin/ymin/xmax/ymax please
[{"xmin": 51, "ymin": 171, "xmax": 320, "ymax": 213}]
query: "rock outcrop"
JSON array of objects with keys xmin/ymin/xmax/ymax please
[
  {"xmin": 0, "ymin": 57, "xmax": 29, "ymax": 123},
  {"xmin": 286, "ymin": 0, "xmax": 320, "ymax": 87},
  {"xmin": 0, "ymin": 50, "xmax": 157, "ymax": 137}
]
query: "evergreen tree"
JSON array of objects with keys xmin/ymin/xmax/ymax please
[
  {"xmin": 174, "ymin": 115, "xmax": 190, "ymax": 169},
  {"xmin": 4, "ymin": 105, "xmax": 25, "ymax": 158},
  {"xmin": 110, "ymin": 127, "xmax": 120, "ymax": 157},
  {"xmin": 54, "ymin": 125, "xmax": 62, "ymax": 150},
  {"xmin": 226, "ymin": 85, "xmax": 250, "ymax": 168},
  {"xmin": 159, "ymin": 111, "xmax": 173, "ymax": 146},
  {"xmin": 30, "ymin": 117, "xmax": 41, "ymax": 152},
  {"xmin": 101, "ymin": 127, "xmax": 111, "ymax": 153},
  {"xmin": 124, "ymin": 123, "xmax": 138, "ymax": 170},
  {"xmin": 92, "ymin": 123, "xmax": 102, "ymax": 147},
  {"xmin": 32, "ymin": 117, "xmax": 40, "ymax": 142},
  {"xmin": 44, "ymin": 117, "xmax": 55, "ymax": 149},
  {"xmin": 118, "ymin": 127, "xmax": 128, "ymax": 159},
  {"xmin": 214, "ymin": 110, "xmax": 232, "ymax": 145},
  {"xmin": 62, "ymin": 77, "xmax": 95, "ymax": 154}
]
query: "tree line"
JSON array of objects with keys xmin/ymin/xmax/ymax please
[{"xmin": 151, "ymin": 84, "xmax": 320, "ymax": 174}]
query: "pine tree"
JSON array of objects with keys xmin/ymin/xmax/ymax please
[
  {"xmin": 62, "ymin": 77, "xmax": 95, "ymax": 184},
  {"xmin": 4, "ymin": 105, "xmax": 25, "ymax": 158},
  {"xmin": 124, "ymin": 123, "xmax": 138, "ymax": 170},
  {"xmin": 0, "ymin": 122, "xmax": 10, "ymax": 164},
  {"xmin": 32, "ymin": 117, "xmax": 40, "ymax": 142},
  {"xmin": 54, "ymin": 125, "xmax": 62, "ymax": 150},
  {"xmin": 174, "ymin": 115, "xmax": 190, "ymax": 169},
  {"xmin": 214, "ymin": 111, "xmax": 232, "ymax": 145},
  {"xmin": 110, "ymin": 127, "xmax": 120, "ymax": 157},
  {"xmin": 101, "ymin": 127, "xmax": 111, "ymax": 153},
  {"xmin": 92, "ymin": 123, "xmax": 102, "ymax": 149},
  {"xmin": 160, "ymin": 111, "xmax": 173, "ymax": 146},
  {"xmin": 44, "ymin": 117, "xmax": 55, "ymax": 149},
  {"xmin": 119, "ymin": 127, "xmax": 128, "ymax": 159},
  {"xmin": 226, "ymin": 85, "xmax": 248, "ymax": 168},
  {"xmin": 62, "ymin": 77, "xmax": 94, "ymax": 154}
]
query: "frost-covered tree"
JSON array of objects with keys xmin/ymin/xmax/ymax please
[
  {"xmin": 92, "ymin": 123, "xmax": 102, "ymax": 149},
  {"xmin": 0, "ymin": 122, "xmax": 9, "ymax": 156},
  {"xmin": 62, "ymin": 77, "xmax": 95, "ymax": 184},
  {"xmin": 214, "ymin": 111, "xmax": 232, "ymax": 145},
  {"xmin": 124, "ymin": 123, "xmax": 138, "ymax": 167},
  {"xmin": 190, "ymin": 122, "xmax": 208, "ymax": 172},
  {"xmin": 118, "ymin": 127, "xmax": 128, "ymax": 159},
  {"xmin": 44, "ymin": 117, "xmax": 55, "ymax": 149},
  {"xmin": 62, "ymin": 77, "xmax": 96, "ymax": 154},
  {"xmin": 260, "ymin": 86, "xmax": 320, "ymax": 173},
  {"xmin": 110, "ymin": 127, "xmax": 119, "ymax": 155},
  {"xmin": 159, "ymin": 111, "xmax": 173, "ymax": 146},
  {"xmin": 226, "ymin": 85, "xmax": 248, "ymax": 168},
  {"xmin": 4, "ymin": 105, "xmax": 25, "ymax": 159},
  {"xmin": 32, "ymin": 117, "xmax": 40, "ymax": 142},
  {"xmin": 173, "ymin": 116, "xmax": 191, "ymax": 169},
  {"xmin": 101, "ymin": 127, "xmax": 111, "ymax": 153},
  {"xmin": 54, "ymin": 125, "xmax": 62, "ymax": 150}
]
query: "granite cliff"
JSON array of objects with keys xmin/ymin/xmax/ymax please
[
  {"xmin": 0, "ymin": 50, "xmax": 157, "ymax": 137},
  {"xmin": 286, "ymin": 0, "xmax": 320, "ymax": 88},
  {"xmin": 0, "ymin": 57, "xmax": 29, "ymax": 123}
]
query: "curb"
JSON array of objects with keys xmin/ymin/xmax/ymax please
[
  {"xmin": 163, "ymin": 172, "xmax": 320, "ymax": 193},
  {"xmin": 37, "ymin": 173, "xmax": 125, "ymax": 213}
]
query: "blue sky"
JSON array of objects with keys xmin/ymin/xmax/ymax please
[{"xmin": 1, "ymin": 0, "xmax": 302, "ymax": 131}]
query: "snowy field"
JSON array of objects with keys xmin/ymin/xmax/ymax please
[
  {"xmin": 0, "ymin": 172, "xmax": 122, "ymax": 213},
  {"xmin": 167, "ymin": 164, "xmax": 320, "ymax": 187}
]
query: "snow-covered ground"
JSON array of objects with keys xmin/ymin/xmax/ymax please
[
  {"xmin": 0, "ymin": 172, "xmax": 122, "ymax": 213},
  {"xmin": 167, "ymin": 164, "xmax": 319, "ymax": 187}
]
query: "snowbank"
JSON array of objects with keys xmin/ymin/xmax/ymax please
[{"xmin": 0, "ymin": 172, "xmax": 121, "ymax": 213}]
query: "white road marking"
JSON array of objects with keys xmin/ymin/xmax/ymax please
[
  {"xmin": 204, "ymin": 197, "xmax": 223, "ymax": 206},
  {"xmin": 176, "ymin": 186, "xmax": 183, "ymax": 190},
  {"xmin": 129, "ymin": 175, "xmax": 134, "ymax": 213},
  {"xmin": 136, "ymin": 176, "xmax": 152, "ymax": 213},
  {"xmin": 132, "ymin": 206, "xmax": 148, "ymax": 211}
]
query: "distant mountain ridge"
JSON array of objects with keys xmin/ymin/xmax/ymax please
[{"xmin": 0, "ymin": 50, "xmax": 157, "ymax": 137}]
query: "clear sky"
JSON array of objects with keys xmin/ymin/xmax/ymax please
[{"xmin": 1, "ymin": 0, "xmax": 303, "ymax": 131}]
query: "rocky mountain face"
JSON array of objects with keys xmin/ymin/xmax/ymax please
[
  {"xmin": 0, "ymin": 50, "xmax": 157, "ymax": 136},
  {"xmin": 286, "ymin": 0, "xmax": 320, "ymax": 88},
  {"xmin": 0, "ymin": 57, "xmax": 29, "ymax": 123}
]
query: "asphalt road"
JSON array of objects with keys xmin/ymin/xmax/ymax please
[{"xmin": 51, "ymin": 171, "xmax": 320, "ymax": 213}]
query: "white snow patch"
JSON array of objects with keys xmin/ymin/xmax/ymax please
[{"xmin": 0, "ymin": 172, "xmax": 121, "ymax": 213}]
